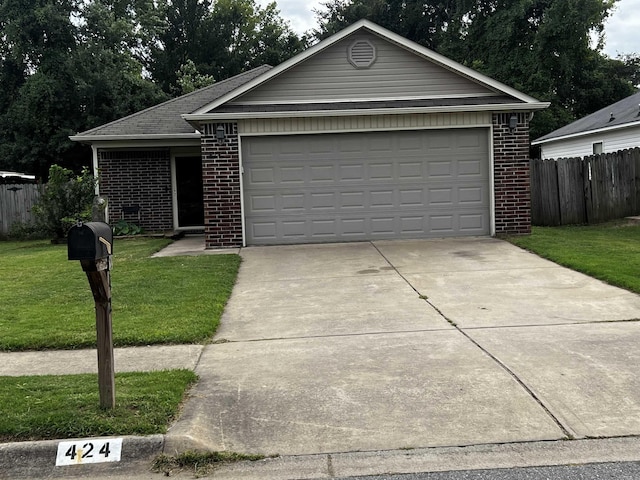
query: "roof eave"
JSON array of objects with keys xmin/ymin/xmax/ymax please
[
  {"xmin": 69, "ymin": 133, "xmax": 202, "ymax": 144},
  {"xmin": 532, "ymin": 119, "xmax": 640, "ymax": 145},
  {"xmin": 184, "ymin": 102, "xmax": 550, "ymax": 123}
]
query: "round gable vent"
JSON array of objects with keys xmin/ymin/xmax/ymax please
[{"xmin": 348, "ymin": 39, "xmax": 376, "ymax": 69}]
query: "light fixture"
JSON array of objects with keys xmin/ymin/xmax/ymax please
[
  {"xmin": 508, "ymin": 114, "xmax": 518, "ymax": 132},
  {"xmin": 215, "ymin": 125, "xmax": 226, "ymax": 141}
]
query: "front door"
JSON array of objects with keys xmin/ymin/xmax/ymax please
[{"xmin": 175, "ymin": 156, "xmax": 204, "ymax": 228}]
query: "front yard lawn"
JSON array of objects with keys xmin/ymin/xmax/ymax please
[
  {"xmin": 0, "ymin": 370, "xmax": 197, "ymax": 442},
  {"xmin": 507, "ymin": 222, "xmax": 640, "ymax": 294},
  {"xmin": 0, "ymin": 239, "xmax": 240, "ymax": 351}
]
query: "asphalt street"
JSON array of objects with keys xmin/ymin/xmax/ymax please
[{"xmin": 340, "ymin": 461, "xmax": 640, "ymax": 480}]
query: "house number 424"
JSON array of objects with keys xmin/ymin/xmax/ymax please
[{"xmin": 56, "ymin": 438, "xmax": 122, "ymax": 466}]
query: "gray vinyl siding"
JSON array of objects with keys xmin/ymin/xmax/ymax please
[
  {"xmin": 238, "ymin": 112, "xmax": 492, "ymax": 136},
  {"xmin": 233, "ymin": 33, "xmax": 496, "ymax": 104}
]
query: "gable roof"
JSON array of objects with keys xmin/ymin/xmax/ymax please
[
  {"xmin": 70, "ymin": 65, "xmax": 272, "ymax": 142},
  {"xmin": 533, "ymin": 90, "xmax": 640, "ymax": 145},
  {"xmin": 184, "ymin": 19, "xmax": 547, "ymax": 123}
]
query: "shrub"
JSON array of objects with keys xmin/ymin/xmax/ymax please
[
  {"xmin": 6, "ymin": 220, "xmax": 47, "ymax": 240},
  {"xmin": 113, "ymin": 219, "xmax": 143, "ymax": 236},
  {"xmin": 32, "ymin": 165, "xmax": 98, "ymax": 242}
]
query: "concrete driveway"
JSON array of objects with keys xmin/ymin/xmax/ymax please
[{"xmin": 165, "ymin": 238, "xmax": 640, "ymax": 456}]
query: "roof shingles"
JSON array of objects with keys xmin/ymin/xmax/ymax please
[
  {"xmin": 534, "ymin": 90, "xmax": 640, "ymax": 143},
  {"xmin": 74, "ymin": 65, "xmax": 272, "ymax": 137}
]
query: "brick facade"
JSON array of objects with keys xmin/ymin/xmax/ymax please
[
  {"xmin": 98, "ymin": 149, "xmax": 173, "ymax": 232},
  {"xmin": 201, "ymin": 123, "xmax": 243, "ymax": 248},
  {"xmin": 97, "ymin": 116, "xmax": 532, "ymax": 246},
  {"xmin": 492, "ymin": 112, "xmax": 532, "ymax": 235}
]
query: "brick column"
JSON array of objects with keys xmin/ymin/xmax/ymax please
[
  {"xmin": 201, "ymin": 122, "xmax": 243, "ymax": 248},
  {"xmin": 492, "ymin": 112, "xmax": 532, "ymax": 235}
]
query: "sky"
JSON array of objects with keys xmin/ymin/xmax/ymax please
[{"xmin": 257, "ymin": 0, "xmax": 640, "ymax": 58}]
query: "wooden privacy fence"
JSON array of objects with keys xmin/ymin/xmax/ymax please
[
  {"xmin": 0, "ymin": 183, "xmax": 42, "ymax": 235},
  {"xmin": 531, "ymin": 148, "xmax": 640, "ymax": 226}
]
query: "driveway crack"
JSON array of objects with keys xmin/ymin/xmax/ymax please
[{"xmin": 370, "ymin": 241, "xmax": 575, "ymax": 440}]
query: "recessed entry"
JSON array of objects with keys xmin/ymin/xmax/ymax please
[{"xmin": 348, "ymin": 39, "xmax": 376, "ymax": 69}]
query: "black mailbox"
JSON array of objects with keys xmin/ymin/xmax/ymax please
[{"xmin": 68, "ymin": 222, "xmax": 113, "ymax": 261}]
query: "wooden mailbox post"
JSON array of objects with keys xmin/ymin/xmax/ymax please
[{"xmin": 68, "ymin": 222, "xmax": 115, "ymax": 409}]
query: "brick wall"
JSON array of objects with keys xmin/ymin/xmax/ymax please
[
  {"xmin": 201, "ymin": 123, "xmax": 243, "ymax": 248},
  {"xmin": 492, "ymin": 112, "xmax": 532, "ymax": 235},
  {"xmin": 98, "ymin": 149, "xmax": 173, "ymax": 232}
]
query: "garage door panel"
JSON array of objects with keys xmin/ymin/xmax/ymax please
[
  {"xmin": 280, "ymin": 167, "xmax": 305, "ymax": 183},
  {"xmin": 370, "ymin": 190, "xmax": 394, "ymax": 208},
  {"xmin": 248, "ymin": 167, "xmax": 275, "ymax": 184},
  {"xmin": 428, "ymin": 161, "xmax": 454, "ymax": 178},
  {"xmin": 310, "ymin": 165, "xmax": 334, "ymax": 182},
  {"xmin": 243, "ymin": 130, "xmax": 489, "ymax": 245},
  {"xmin": 398, "ymin": 162, "xmax": 422, "ymax": 179},
  {"xmin": 459, "ymin": 187, "xmax": 483, "ymax": 204},
  {"xmin": 372, "ymin": 217, "xmax": 396, "ymax": 234},
  {"xmin": 251, "ymin": 195, "xmax": 276, "ymax": 212},
  {"xmin": 430, "ymin": 215, "xmax": 454, "ymax": 233},
  {"xmin": 282, "ymin": 194, "xmax": 305, "ymax": 211},
  {"xmin": 369, "ymin": 163, "xmax": 394, "ymax": 180},
  {"xmin": 245, "ymin": 186, "xmax": 489, "ymax": 215},
  {"xmin": 399, "ymin": 189, "xmax": 424, "ymax": 207},
  {"xmin": 340, "ymin": 164, "xmax": 365, "ymax": 181},
  {"xmin": 400, "ymin": 216, "xmax": 425, "ymax": 234},
  {"xmin": 310, "ymin": 192, "xmax": 336, "ymax": 210},
  {"xmin": 459, "ymin": 213, "xmax": 485, "ymax": 232},
  {"xmin": 459, "ymin": 159, "xmax": 483, "ymax": 176},
  {"xmin": 428, "ymin": 188, "xmax": 453, "ymax": 206}
]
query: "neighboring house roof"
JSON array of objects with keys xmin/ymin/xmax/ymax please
[
  {"xmin": 70, "ymin": 65, "xmax": 272, "ymax": 142},
  {"xmin": 533, "ymin": 90, "xmax": 640, "ymax": 145}
]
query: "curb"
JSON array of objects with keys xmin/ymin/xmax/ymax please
[
  {"xmin": 5, "ymin": 435, "xmax": 640, "ymax": 479},
  {"xmin": 0, "ymin": 435, "xmax": 164, "ymax": 479}
]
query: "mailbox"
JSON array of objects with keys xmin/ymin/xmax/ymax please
[{"xmin": 68, "ymin": 222, "xmax": 113, "ymax": 261}]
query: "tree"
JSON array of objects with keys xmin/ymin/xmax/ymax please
[
  {"xmin": 74, "ymin": 0, "xmax": 168, "ymax": 127},
  {"xmin": 315, "ymin": 0, "xmax": 637, "ymax": 139},
  {"xmin": 149, "ymin": 0, "xmax": 306, "ymax": 95},
  {"xmin": 175, "ymin": 59, "xmax": 216, "ymax": 95},
  {"xmin": 0, "ymin": 0, "xmax": 167, "ymax": 178},
  {"xmin": 0, "ymin": 0, "xmax": 80, "ymax": 177}
]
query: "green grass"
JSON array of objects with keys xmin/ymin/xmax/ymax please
[
  {"xmin": 153, "ymin": 451, "xmax": 267, "ymax": 477},
  {"xmin": 507, "ymin": 222, "xmax": 640, "ymax": 294},
  {"xmin": 0, "ymin": 370, "xmax": 197, "ymax": 442},
  {"xmin": 0, "ymin": 238, "xmax": 240, "ymax": 351}
]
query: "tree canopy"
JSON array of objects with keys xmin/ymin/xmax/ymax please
[
  {"xmin": 316, "ymin": 0, "xmax": 638, "ymax": 139},
  {"xmin": 0, "ymin": 0, "xmax": 304, "ymax": 178},
  {"xmin": 0, "ymin": 0, "xmax": 637, "ymax": 177}
]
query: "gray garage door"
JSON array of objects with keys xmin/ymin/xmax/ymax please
[{"xmin": 242, "ymin": 129, "xmax": 489, "ymax": 245}]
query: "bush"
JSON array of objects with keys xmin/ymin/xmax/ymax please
[
  {"xmin": 113, "ymin": 219, "xmax": 143, "ymax": 236},
  {"xmin": 6, "ymin": 220, "xmax": 47, "ymax": 240},
  {"xmin": 32, "ymin": 165, "xmax": 98, "ymax": 242}
]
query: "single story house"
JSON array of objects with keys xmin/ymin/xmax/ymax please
[
  {"xmin": 532, "ymin": 90, "xmax": 640, "ymax": 159},
  {"xmin": 71, "ymin": 20, "xmax": 548, "ymax": 248}
]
